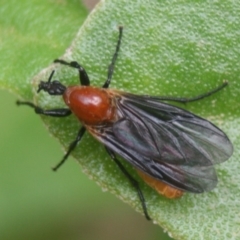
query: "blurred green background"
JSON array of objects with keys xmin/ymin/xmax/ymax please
[{"xmin": 0, "ymin": 90, "xmax": 172, "ymax": 239}]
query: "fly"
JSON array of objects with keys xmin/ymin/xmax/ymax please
[{"xmin": 17, "ymin": 26, "xmax": 233, "ymax": 220}]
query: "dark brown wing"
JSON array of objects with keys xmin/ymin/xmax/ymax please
[{"xmin": 89, "ymin": 93, "xmax": 233, "ymax": 193}]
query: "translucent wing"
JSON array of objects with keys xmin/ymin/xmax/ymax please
[{"xmin": 89, "ymin": 92, "xmax": 233, "ymax": 193}]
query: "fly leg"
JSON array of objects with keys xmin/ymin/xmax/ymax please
[
  {"xmin": 105, "ymin": 147, "xmax": 151, "ymax": 220},
  {"xmin": 102, "ymin": 26, "xmax": 123, "ymax": 89},
  {"xmin": 53, "ymin": 59, "xmax": 90, "ymax": 86},
  {"xmin": 157, "ymin": 81, "xmax": 228, "ymax": 103},
  {"xmin": 52, "ymin": 127, "xmax": 86, "ymax": 171},
  {"xmin": 16, "ymin": 101, "xmax": 72, "ymax": 117},
  {"xmin": 53, "ymin": 26, "xmax": 123, "ymax": 88}
]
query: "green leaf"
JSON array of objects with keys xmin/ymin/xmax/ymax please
[{"xmin": 1, "ymin": 0, "xmax": 240, "ymax": 239}]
